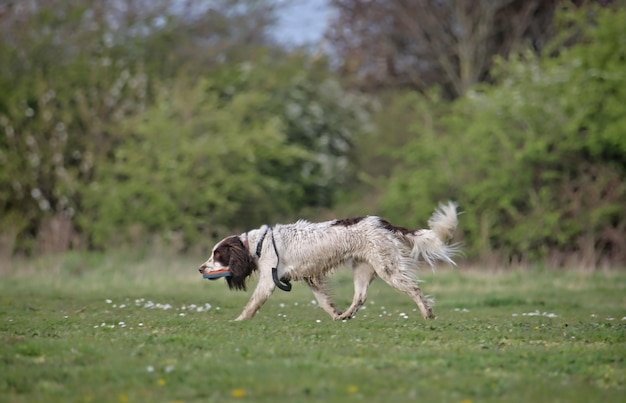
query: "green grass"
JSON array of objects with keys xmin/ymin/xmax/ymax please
[{"xmin": 1, "ymin": 253, "xmax": 625, "ymax": 402}]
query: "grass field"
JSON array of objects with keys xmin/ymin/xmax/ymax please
[{"xmin": 1, "ymin": 252, "xmax": 625, "ymax": 402}]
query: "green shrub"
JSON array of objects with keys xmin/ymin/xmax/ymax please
[
  {"xmin": 80, "ymin": 79, "xmax": 309, "ymax": 249},
  {"xmin": 381, "ymin": 6, "xmax": 626, "ymax": 267}
]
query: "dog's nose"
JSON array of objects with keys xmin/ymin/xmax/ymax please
[{"xmin": 198, "ymin": 264, "xmax": 206, "ymax": 273}]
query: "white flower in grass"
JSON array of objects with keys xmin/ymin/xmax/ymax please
[
  {"xmin": 105, "ymin": 299, "xmax": 112, "ymax": 304},
  {"xmin": 147, "ymin": 365, "xmax": 155, "ymax": 373},
  {"xmin": 521, "ymin": 310, "xmax": 557, "ymax": 318},
  {"xmin": 523, "ymin": 310, "xmax": 540, "ymax": 316},
  {"xmin": 165, "ymin": 365, "xmax": 175, "ymax": 373}
]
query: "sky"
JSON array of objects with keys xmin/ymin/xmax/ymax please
[{"xmin": 273, "ymin": 0, "xmax": 330, "ymax": 46}]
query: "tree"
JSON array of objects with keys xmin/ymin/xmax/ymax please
[
  {"xmin": 81, "ymin": 55, "xmax": 375, "ymax": 250},
  {"xmin": 0, "ymin": 0, "xmax": 152, "ymax": 254},
  {"xmin": 81, "ymin": 78, "xmax": 311, "ymax": 250},
  {"xmin": 380, "ymin": 5, "xmax": 626, "ymax": 267},
  {"xmin": 204, "ymin": 55, "xmax": 375, "ymax": 210},
  {"xmin": 326, "ymin": 0, "xmax": 613, "ymax": 98},
  {"xmin": 0, "ymin": 0, "xmax": 281, "ymax": 255}
]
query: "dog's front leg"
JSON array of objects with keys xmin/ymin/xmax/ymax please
[
  {"xmin": 235, "ymin": 275, "xmax": 276, "ymax": 321},
  {"xmin": 304, "ymin": 276, "xmax": 342, "ymax": 319}
]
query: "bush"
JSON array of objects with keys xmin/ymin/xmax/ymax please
[
  {"xmin": 381, "ymin": 6, "xmax": 626, "ymax": 267},
  {"xmin": 80, "ymin": 62, "xmax": 374, "ymax": 250},
  {"xmin": 81, "ymin": 79, "xmax": 308, "ymax": 249}
]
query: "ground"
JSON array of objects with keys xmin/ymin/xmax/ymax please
[{"xmin": 1, "ymin": 252, "xmax": 624, "ymax": 402}]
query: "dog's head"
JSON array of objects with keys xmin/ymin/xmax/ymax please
[{"xmin": 199, "ymin": 235, "xmax": 257, "ymax": 291}]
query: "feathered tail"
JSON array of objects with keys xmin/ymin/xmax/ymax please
[{"xmin": 411, "ymin": 202, "xmax": 460, "ymax": 267}]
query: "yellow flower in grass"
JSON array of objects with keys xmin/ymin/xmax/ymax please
[
  {"xmin": 347, "ymin": 385, "xmax": 359, "ymax": 394},
  {"xmin": 231, "ymin": 389, "xmax": 247, "ymax": 398},
  {"xmin": 158, "ymin": 378, "xmax": 167, "ymax": 387}
]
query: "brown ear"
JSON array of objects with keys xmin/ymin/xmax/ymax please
[{"xmin": 224, "ymin": 237, "xmax": 257, "ymax": 291}]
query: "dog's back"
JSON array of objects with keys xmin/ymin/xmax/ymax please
[{"xmin": 274, "ymin": 203, "xmax": 458, "ymax": 278}]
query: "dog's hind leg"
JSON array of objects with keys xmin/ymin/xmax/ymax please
[
  {"xmin": 305, "ymin": 276, "xmax": 343, "ymax": 319},
  {"xmin": 374, "ymin": 266, "xmax": 435, "ymax": 319},
  {"xmin": 337, "ymin": 262, "xmax": 377, "ymax": 320}
]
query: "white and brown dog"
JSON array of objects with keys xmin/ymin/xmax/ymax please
[{"xmin": 199, "ymin": 202, "xmax": 459, "ymax": 321}]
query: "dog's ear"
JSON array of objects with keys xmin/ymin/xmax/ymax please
[{"xmin": 223, "ymin": 236, "xmax": 257, "ymax": 291}]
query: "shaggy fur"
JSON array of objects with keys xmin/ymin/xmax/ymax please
[{"xmin": 199, "ymin": 202, "xmax": 460, "ymax": 321}]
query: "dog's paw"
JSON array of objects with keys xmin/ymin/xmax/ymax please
[{"xmin": 336, "ymin": 312, "xmax": 355, "ymax": 321}]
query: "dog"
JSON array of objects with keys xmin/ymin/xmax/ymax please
[{"xmin": 199, "ymin": 202, "xmax": 459, "ymax": 321}]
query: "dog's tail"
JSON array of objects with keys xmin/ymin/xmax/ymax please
[{"xmin": 410, "ymin": 201, "xmax": 459, "ymax": 267}]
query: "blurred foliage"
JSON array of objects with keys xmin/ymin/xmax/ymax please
[
  {"xmin": 0, "ymin": 0, "xmax": 373, "ymax": 255},
  {"xmin": 380, "ymin": 5, "xmax": 626, "ymax": 267},
  {"xmin": 82, "ymin": 80, "xmax": 303, "ymax": 249},
  {"xmin": 0, "ymin": 1, "xmax": 623, "ymax": 268},
  {"xmin": 0, "ymin": 0, "xmax": 153, "ymax": 254},
  {"xmin": 327, "ymin": 0, "xmax": 561, "ymax": 98}
]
